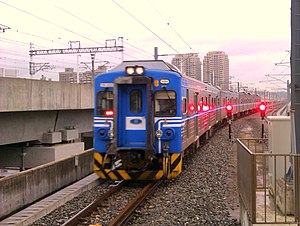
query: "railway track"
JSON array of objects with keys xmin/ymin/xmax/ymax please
[
  {"xmin": 62, "ymin": 180, "xmax": 162, "ymax": 226},
  {"xmin": 5, "ymin": 110, "xmax": 284, "ymax": 225}
]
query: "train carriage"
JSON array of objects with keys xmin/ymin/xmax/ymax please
[
  {"xmin": 93, "ymin": 60, "xmax": 261, "ymax": 181},
  {"xmin": 94, "ymin": 60, "xmax": 186, "ymax": 180}
]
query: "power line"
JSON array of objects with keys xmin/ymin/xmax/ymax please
[
  {"xmin": 0, "ymin": 37, "xmax": 32, "ymax": 47},
  {"xmin": 111, "ymin": 0, "xmax": 180, "ymax": 54},
  {"xmin": 166, "ymin": 23, "xmax": 196, "ymax": 53},
  {"xmin": 146, "ymin": 0, "xmax": 196, "ymax": 53},
  {"xmin": 0, "ymin": 1, "xmax": 105, "ymax": 46},
  {"xmin": 11, "ymin": 29, "xmax": 66, "ymax": 46},
  {"xmin": 54, "ymin": 5, "xmax": 152, "ymax": 58}
]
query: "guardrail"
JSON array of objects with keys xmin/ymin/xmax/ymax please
[{"xmin": 237, "ymin": 138, "xmax": 300, "ymax": 224}]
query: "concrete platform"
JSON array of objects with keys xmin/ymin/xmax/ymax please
[{"xmin": 0, "ymin": 173, "xmax": 100, "ymax": 226}]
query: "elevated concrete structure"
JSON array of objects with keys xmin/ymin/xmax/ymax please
[
  {"xmin": 0, "ymin": 77, "xmax": 94, "ymax": 146},
  {"xmin": 0, "ymin": 142, "xmax": 85, "ymax": 169},
  {"xmin": 0, "ymin": 77, "xmax": 93, "ymax": 112}
]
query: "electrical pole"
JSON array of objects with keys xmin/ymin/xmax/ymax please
[
  {"xmin": 91, "ymin": 53, "xmax": 95, "ymax": 78},
  {"xmin": 154, "ymin": 47, "xmax": 158, "ymax": 60}
]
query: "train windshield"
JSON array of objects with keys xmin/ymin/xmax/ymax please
[
  {"xmin": 154, "ymin": 90, "xmax": 176, "ymax": 117},
  {"xmin": 96, "ymin": 90, "xmax": 113, "ymax": 116}
]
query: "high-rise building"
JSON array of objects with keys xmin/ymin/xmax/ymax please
[
  {"xmin": 203, "ymin": 51, "xmax": 229, "ymax": 90},
  {"xmin": 59, "ymin": 66, "xmax": 107, "ymax": 83},
  {"xmin": 171, "ymin": 53, "xmax": 202, "ymax": 81}
]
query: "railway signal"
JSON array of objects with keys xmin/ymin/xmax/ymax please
[
  {"xmin": 225, "ymin": 104, "xmax": 233, "ymax": 119},
  {"xmin": 259, "ymin": 103, "xmax": 266, "ymax": 119},
  {"xmin": 259, "ymin": 103, "xmax": 267, "ymax": 138},
  {"xmin": 225, "ymin": 104, "xmax": 233, "ymax": 140}
]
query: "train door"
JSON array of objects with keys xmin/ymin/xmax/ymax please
[
  {"xmin": 194, "ymin": 93, "xmax": 198, "ymax": 137},
  {"xmin": 216, "ymin": 96, "xmax": 221, "ymax": 122},
  {"xmin": 116, "ymin": 84, "xmax": 148, "ymax": 148}
]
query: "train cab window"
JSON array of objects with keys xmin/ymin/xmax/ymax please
[
  {"xmin": 154, "ymin": 90, "xmax": 176, "ymax": 117},
  {"xmin": 130, "ymin": 89, "xmax": 142, "ymax": 113},
  {"xmin": 97, "ymin": 90, "xmax": 113, "ymax": 116}
]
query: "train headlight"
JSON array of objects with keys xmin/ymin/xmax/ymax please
[
  {"xmin": 155, "ymin": 130, "xmax": 163, "ymax": 138},
  {"xmin": 125, "ymin": 66, "xmax": 145, "ymax": 76},
  {"xmin": 108, "ymin": 130, "xmax": 114, "ymax": 138},
  {"xmin": 125, "ymin": 67, "xmax": 135, "ymax": 75},
  {"xmin": 135, "ymin": 66, "xmax": 144, "ymax": 75}
]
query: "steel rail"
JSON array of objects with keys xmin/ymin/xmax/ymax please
[
  {"xmin": 62, "ymin": 181, "xmax": 125, "ymax": 226},
  {"xmin": 108, "ymin": 180, "xmax": 162, "ymax": 226}
]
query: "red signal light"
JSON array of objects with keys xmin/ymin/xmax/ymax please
[
  {"xmin": 104, "ymin": 110, "xmax": 114, "ymax": 116},
  {"xmin": 225, "ymin": 104, "xmax": 233, "ymax": 119},
  {"xmin": 259, "ymin": 103, "xmax": 266, "ymax": 119},
  {"xmin": 259, "ymin": 104, "xmax": 266, "ymax": 111},
  {"xmin": 226, "ymin": 104, "xmax": 233, "ymax": 112}
]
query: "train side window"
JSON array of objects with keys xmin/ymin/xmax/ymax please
[
  {"xmin": 154, "ymin": 90, "xmax": 176, "ymax": 117},
  {"xmin": 130, "ymin": 89, "xmax": 142, "ymax": 113},
  {"xmin": 96, "ymin": 90, "xmax": 113, "ymax": 116}
]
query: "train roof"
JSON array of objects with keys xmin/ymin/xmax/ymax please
[{"xmin": 110, "ymin": 60, "xmax": 181, "ymax": 74}]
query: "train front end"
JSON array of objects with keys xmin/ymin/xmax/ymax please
[{"xmin": 94, "ymin": 61, "xmax": 183, "ymax": 180}]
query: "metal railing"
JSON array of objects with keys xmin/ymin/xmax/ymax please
[{"xmin": 237, "ymin": 138, "xmax": 300, "ymax": 224}]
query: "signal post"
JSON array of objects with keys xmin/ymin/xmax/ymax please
[
  {"xmin": 225, "ymin": 104, "xmax": 233, "ymax": 140},
  {"xmin": 259, "ymin": 103, "xmax": 266, "ymax": 138}
]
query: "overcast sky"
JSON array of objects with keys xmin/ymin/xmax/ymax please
[{"xmin": 0, "ymin": 0, "xmax": 291, "ymax": 91}]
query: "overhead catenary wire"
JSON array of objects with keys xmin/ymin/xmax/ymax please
[
  {"xmin": 146, "ymin": 0, "xmax": 197, "ymax": 53},
  {"xmin": 11, "ymin": 29, "xmax": 67, "ymax": 47},
  {"xmin": 54, "ymin": 5, "xmax": 152, "ymax": 59},
  {"xmin": 0, "ymin": 1, "xmax": 106, "ymax": 46},
  {"xmin": 263, "ymin": 51, "xmax": 291, "ymax": 88},
  {"xmin": 111, "ymin": 0, "xmax": 180, "ymax": 54},
  {"xmin": 0, "ymin": 1, "xmax": 126, "ymax": 77}
]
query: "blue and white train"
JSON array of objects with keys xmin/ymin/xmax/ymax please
[{"xmin": 94, "ymin": 60, "xmax": 260, "ymax": 180}]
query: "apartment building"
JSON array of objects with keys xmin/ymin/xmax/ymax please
[
  {"xmin": 203, "ymin": 51, "xmax": 229, "ymax": 90},
  {"xmin": 171, "ymin": 53, "xmax": 202, "ymax": 81}
]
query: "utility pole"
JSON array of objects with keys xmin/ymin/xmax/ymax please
[
  {"xmin": 91, "ymin": 53, "xmax": 95, "ymax": 78},
  {"xmin": 118, "ymin": 37, "xmax": 124, "ymax": 61},
  {"xmin": 154, "ymin": 47, "xmax": 158, "ymax": 60}
]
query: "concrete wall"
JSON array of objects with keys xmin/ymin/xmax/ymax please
[
  {"xmin": 24, "ymin": 143, "xmax": 84, "ymax": 168},
  {"xmin": 0, "ymin": 109, "xmax": 93, "ymax": 145},
  {"xmin": 0, "ymin": 77, "xmax": 93, "ymax": 112},
  {"xmin": 0, "ymin": 149, "xmax": 94, "ymax": 219}
]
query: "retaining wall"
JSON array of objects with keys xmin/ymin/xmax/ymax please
[{"xmin": 0, "ymin": 149, "xmax": 94, "ymax": 219}]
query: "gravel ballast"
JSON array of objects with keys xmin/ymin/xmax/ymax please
[{"xmin": 31, "ymin": 112, "xmax": 264, "ymax": 226}]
